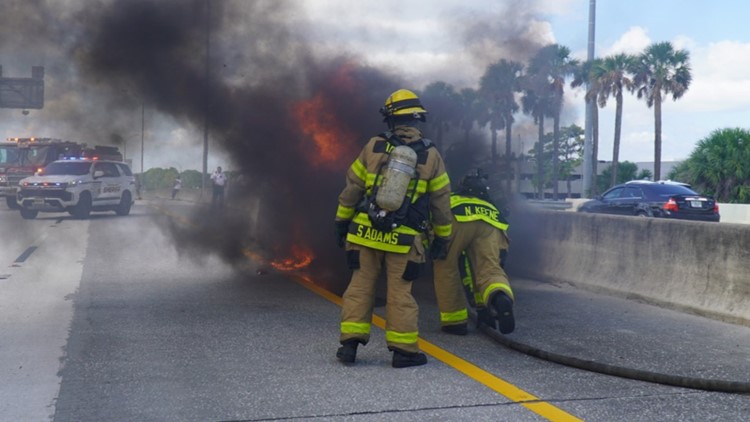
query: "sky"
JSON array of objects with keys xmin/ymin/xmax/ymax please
[{"xmin": 1, "ymin": 0, "xmax": 749, "ymax": 172}]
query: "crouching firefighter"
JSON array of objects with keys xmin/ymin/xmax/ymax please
[
  {"xmin": 334, "ymin": 89, "xmax": 453, "ymax": 368},
  {"xmin": 432, "ymin": 168, "xmax": 515, "ymax": 335}
]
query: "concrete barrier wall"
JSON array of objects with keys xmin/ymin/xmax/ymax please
[{"xmin": 506, "ymin": 210, "xmax": 750, "ymax": 325}]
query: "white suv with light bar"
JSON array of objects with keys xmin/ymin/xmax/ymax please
[{"xmin": 16, "ymin": 158, "xmax": 136, "ymax": 219}]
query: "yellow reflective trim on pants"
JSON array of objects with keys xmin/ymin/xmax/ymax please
[
  {"xmin": 428, "ymin": 172, "xmax": 450, "ymax": 192},
  {"xmin": 482, "ymin": 283, "xmax": 515, "ymax": 305},
  {"xmin": 350, "ymin": 159, "xmax": 367, "ymax": 182},
  {"xmin": 336, "ymin": 205, "xmax": 355, "ymax": 220},
  {"xmin": 440, "ymin": 309, "xmax": 468, "ymax": 324},
  {"xmin": 433, "ymin": 223, "xmax": 452, "ymax": 237},
  {"xmin": 341, "ymin": 321, "xmax": 371, "ymax": 335},
  {"xmin": 385, "ymin": 330, "xmax": 419, "ymax": 344}
]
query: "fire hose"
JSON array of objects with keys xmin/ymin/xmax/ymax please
[{"xmin": 468, "ymin": 309, "xmax": 750, "ymax": 394}]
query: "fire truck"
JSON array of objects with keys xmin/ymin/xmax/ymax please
[{"xmin": 0, "ymin": 137, "xmax": 122, "ymax": 209}]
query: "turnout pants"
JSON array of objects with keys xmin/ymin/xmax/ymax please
[
  {"xmin": 433, "ymin": 219, "xmax": 513, "ymax": 328},
  {"xmin": 339, "ymin": 238, "xmax": 425, "ymax": 354}
]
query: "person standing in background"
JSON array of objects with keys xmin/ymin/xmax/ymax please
[
  {"xmin": 210, "ymin": 166, "xmax": 226, "ymax": 209},
  {"xmin": 171, "ymin": 175, "xmax": 182, "ymax": 200}
]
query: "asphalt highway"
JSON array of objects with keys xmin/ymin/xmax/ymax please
[{"xmin": 1, "ymin": 199, "xmax": 749, "ymax": 421}]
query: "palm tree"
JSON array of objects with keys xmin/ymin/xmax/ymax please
[
  {"xmin": 669, "ymin": 128, "xmax": 750, "ymax": 203},
  {"xmin": 632, "ymin": 42, "xmax": 692, "ymax": 181},
  {"xmin": 592, "ymin": 53, "xmax": 637, "ymax": 186},
  {"xmin": 455, "ymin": 88, "xmax": 483, "ymax": 144},
  {"xmin": 479, "ymin": 59, "xmax": 524, "ymax": 192},
  {"xmin": 570, "ymin": 58, "xmax": 603, "ymax": 196},
  {"xmin": 527, "ymin": 44, "xmax": 577, "ymax": 199},
  {"xmin": 521, "ymin": 80, "xmax": 550, "ymax": 199},
  {"xmin": 421, "ymin": 81, "xmax": 460, "ymax": 149}
]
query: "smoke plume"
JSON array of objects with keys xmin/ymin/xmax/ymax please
[{"xmin": 2, "ymin": 0, "xmax": 558, "ymax": 291}]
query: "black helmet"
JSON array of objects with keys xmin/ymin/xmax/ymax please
[{"xmin": 457, "ymin": 168, "xmax": 490, "ymax": 200}]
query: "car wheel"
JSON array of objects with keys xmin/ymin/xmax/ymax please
[
  {"xmin": 20, "ymin": 208, "xmax": 38, "ymax": 219},
  {"xmin": 72, "ymin": 191, "xmax": 92, "ymax": 219},
  {"xmin": 116, "ymin": 191, "xmax": 132, "ymax": 216},
  {"xmin": 6, "ymin": 196, "xmax": 20, "ymax": 210},
  {"xmin": 636, "ymin": 211, "xmax": 649, "ymax": 217}
]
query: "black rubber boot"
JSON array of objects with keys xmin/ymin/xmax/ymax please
[
  {"xmin": 492, "ymin": 292, "xmax": 515, "ymax": 334},
  {"xmin": 336, "ymin": 340, "xmax": 359, "ymax": 364},
  {"xmin": 441, "ymin": 323, "xmax": 468, "ymax": 335},
  {"xmin": 391, "ymin": 349, "xmax": 427, "ymax": 368}
]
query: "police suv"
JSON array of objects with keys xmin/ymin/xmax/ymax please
[{"xmin": 16, "ymin": 157, "xmax": 136, "ymax": 220}]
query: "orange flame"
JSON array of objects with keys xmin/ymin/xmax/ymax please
[
  {"xmin": 270, "ymin": 245, "xmax": 314, "ymax": 271},
  {"xmin": 291, "ymin": 93, "xmax": 356, "ymax": 167}
]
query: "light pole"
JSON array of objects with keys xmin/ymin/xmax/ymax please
[
  {"xmin": 139, "ymin": 102, "xmax": 144, "ymax": 199},
  {"xmin": 201, "ymin": 0, "xmax": 211, "ymax": 200},
  {"xmin": 582, "ymin": 0, "xmax": 596, "ymax": 197}
]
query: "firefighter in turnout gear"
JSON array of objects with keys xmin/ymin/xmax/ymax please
[
  {"xmin": 334, "ymin": 89, "xmax": 453, "ymax": 368},
  {"xmin": 432, "ymin": 169, "xmax": 515, "ymax": 335}
]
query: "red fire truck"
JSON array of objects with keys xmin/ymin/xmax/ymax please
[{"xmin": 0, "ymin": 137, "xmax": 122, "ymax": 209}]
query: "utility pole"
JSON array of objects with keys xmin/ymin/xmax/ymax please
[
  {"xmin": 201, "ymin": 0, "xmax": 210, "ymax": 200},
  {"xmin": 582, "ymin": 0, "xmax": 596, "ymax": 197},
  {"xmin": 140, "ymin": 102, "xmax": 144, "ymax": 199}
]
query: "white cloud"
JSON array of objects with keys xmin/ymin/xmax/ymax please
[{"xmin": 605, "ymin": 26, "xmax": 651, "ymax": 55}]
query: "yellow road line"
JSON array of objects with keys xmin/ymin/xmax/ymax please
[
  {"xmin": 153, "ymin": 205, "xmax": 581, "ymax": 421},
  {"xmin": 291, "ymin": 274, "xmax": 582, "ymax": 422}
]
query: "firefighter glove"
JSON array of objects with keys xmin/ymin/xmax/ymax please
[
  {"xmin": 430, "ymin": 237, "xmax": 449, "ymax": 260},
  {"xmin": 335, "ymin": 220, "xmax": 350, "ymax": 248}
]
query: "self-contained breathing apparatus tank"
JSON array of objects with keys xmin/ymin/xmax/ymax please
[
  {"xmin": 375, "ymin": 145, "xmax": 417, "ymax": 211},
  {"xmin": 366, "ymin": 145, "xmax": 418, "ymax": 232}
]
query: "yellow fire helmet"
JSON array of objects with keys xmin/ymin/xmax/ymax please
[{"xmin": 380, "ymin": 89, "xmax": 428, "ymax": 121}]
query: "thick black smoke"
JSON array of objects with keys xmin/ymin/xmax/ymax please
[
  {"xmin": 74, "ymin": 0, "xmax": 407, "ymax": 290},
  {"xmin": 3, "ymin": 1, "xmax": 557, "ymax": 291}
]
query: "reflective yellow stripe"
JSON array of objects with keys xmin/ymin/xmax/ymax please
[
  {"xmin": 413, "ymin": 179, "xmax": 427, "ymax": 194},
  {"xmin": 341, "ymin": 321, "xmax": 371, "ymax": 335},
  {"xmin": 451, "ymin": 195, "xmax": 509, "ymax": 231},
  {"xmin": 346, "ymin": 213, "xmax": 416, "ymax": 253},
  {"xmin": 351, "ymin": 213, "xmax": 419, "ymax": 235},
  {"xmin": 440, "ymin": 309, "xmax": 468, "ymax": 324},
  {"xmin": 347, "ymin": 234, "xmax": 410, "ymax": 253},
  {"xmin": 428, "ymin": 172, "xmax": 450, "ymax": 192},
  {"xmin": 350, "ymin": 159, "xmax": 367, "ymax": 182},
  {"xmin": 482, "ymin": 283, "xmax": 515, "ymax": 305},
  {"xmin": 365, "ymin": 173, "xmax": 377, "ymax": 190},
  {"xmin": 336, "ymin": 205, "xmax": 355, "ymax": 220},
  {"xmin": 385, "ymin": 330, "xmax": 419, "ymax": 344},
  {"xmin": 433, "ymin": 223, "xmax": 452, "ymax": 237}
]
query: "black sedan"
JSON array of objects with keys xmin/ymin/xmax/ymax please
[{"xmin": 578, "ymin": 181, "xmax": 720, "ymax": 222}]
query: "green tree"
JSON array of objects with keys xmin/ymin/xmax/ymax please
[
  {"xmin": 142, "ymin": 167, "xmax": 180, "ymax": 190},
  {"xmin": 524, "ymin": 44, "xmax": 576, "ymax": 199},
  {"xmin": 532, "ymin": 125, "xmax": 584, "ymax": 198},
  {"xmin": 592, "ymin": 53, "xmax": 637, "ymax": 186},
  {"xmin": 181, "ymin": 169, "xmax": 203, "ymax": 189},
  {"xmin": 669, "ymin": 128, "xmax": 750, "ymax": 203},
  {"xmin": 522, "ymin": 66, "xmax": 552, "ymax": 199},
  {"xmin": 455, "ymin": 88, "xmax": 483, "ymax": 144},
  {"xmin": 632, "ymin": 42, "xmax": 692, "ymax": 181},
  {"xmin": 555, "ymin": 125, "xmax": 584, "ymax": 197},
  {"xmin": 479, "ymin": 59, "xmax": 524, "ymax": 192},
  {"xmin": 421, "ymin": 81, "xmax": 460, "ymax": 149}
]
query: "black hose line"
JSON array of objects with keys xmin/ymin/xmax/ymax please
[{"xmin": 468, "ymin": 310, "xmax": 750, "ymax": 394}]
